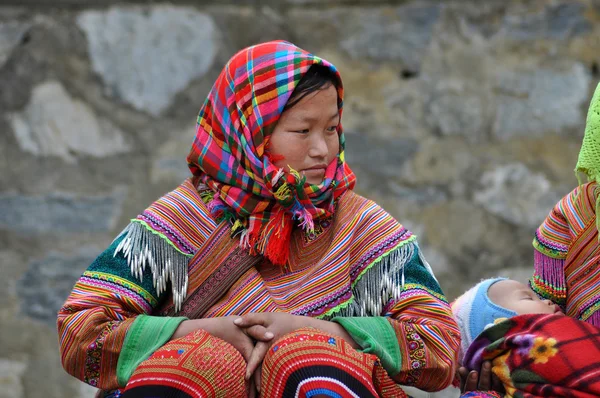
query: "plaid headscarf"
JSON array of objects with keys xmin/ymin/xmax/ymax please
[{"xmin": 187, "ymin": 41, "xmax": 356, "ymax": 266}]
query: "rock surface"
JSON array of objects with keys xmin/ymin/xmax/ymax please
[
  {"xmin": 9, "ymin": 81, "xmax": 130, "ymax": 162},
  {"xmin": 77, "ymin": 6, "xmax": 219, "ymax": 116},
  {"xmin": 1, "ymin": 1, "xmax": 599, "ymax": 397}
]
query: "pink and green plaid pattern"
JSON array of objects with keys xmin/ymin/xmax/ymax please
[{"xmin": 186, "ymin": 40, "xmax": 355, "ymax": 265}]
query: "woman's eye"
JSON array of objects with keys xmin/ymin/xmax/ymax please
[
  {"xmin": 293, "ymin": 129, "xmax": 310, "ymax": 134},
  {"xmin": 326, "ymin": 126, "xmax": 338, "ymax": 132}
]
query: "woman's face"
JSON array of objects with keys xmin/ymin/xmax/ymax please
[{"xmin": 268, "ymin": 84, "xmax": 340, "ymax": 185}]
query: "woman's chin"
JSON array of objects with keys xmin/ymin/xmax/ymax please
[
  {"xmin": 303, "ymin": 170, "xmax": 325, "ymax": 185},
  {"xmin": 305, "ymin": 177, "xmax": 325, "ymax": 185}
]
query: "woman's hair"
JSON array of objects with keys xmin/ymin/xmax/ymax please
[{"xmin": 283, "ymin": 64, "xmax": 338, "ymax": 111}]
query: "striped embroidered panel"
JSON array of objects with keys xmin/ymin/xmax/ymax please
[{"xmin": 531, "ymin": 182, "xmax": 600, "ymax": 326}]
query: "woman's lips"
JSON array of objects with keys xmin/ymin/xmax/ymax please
[
  {"xmin": 303, "ymin": 168, "xmax": 326, "ymax": 175},
  {"xmin": 302, "ymin": 165, "xmax": 327, "ymax": 175},
  {"xmin": 301, "ymin": 167, "xmax": 327, "ymax": 183}
]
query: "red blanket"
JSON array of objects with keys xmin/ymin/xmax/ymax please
[{"xmin": 461, "ymin": 314, "xmax": 600, "ymax": 397}]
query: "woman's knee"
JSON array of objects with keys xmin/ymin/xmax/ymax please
[
  {"xmin": 261, "ymin": 328, "xmax": 381, "ymax": 398},
  {"xmin": 123, "ymin": 329, "xmax": 246, "ymax": 396}
]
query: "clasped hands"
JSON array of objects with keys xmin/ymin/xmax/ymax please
[
  {"xmin": 233, "ymin": 312, "xmax": 299, "ymax": 394},
  {"xmin": 171, "ymin": 312, "xmax": 300, "ymax": 397},
  {"xmin": 171, "ymin": 312, "xmax": 349, "ymax": 397}
]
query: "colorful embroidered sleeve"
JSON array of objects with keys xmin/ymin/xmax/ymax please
[
  {"xmin": 530, "ymin": 187, "xmax": 579, "ymax": 308},
  {"xmin": 57, "ymin": 235, "xmax": 187, "ymax": 390},
  {"xmin": 334, "ymin": 244, "xmax": 460, "ymax": 392},
  {"xmin": 460, "ymin": 392, "xmax": 503, "ymax": 398}
]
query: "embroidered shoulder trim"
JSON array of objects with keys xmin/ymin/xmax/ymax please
[
  {"xmin": 114, "ymin": 222, "xmax": 191, "ymax": 312},
  {"xmin": 333, "ymin": 239, "xmax": 416, "ymax": 317}
]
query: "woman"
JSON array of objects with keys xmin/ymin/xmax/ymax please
[
  {"xmin": 458, "ymin": 82, "xmax": 600, "ymax": 395},
  {"xmin": 530, "ymin": 81, "xmax": 600, "ymax": 327},
  {"xmin": 58, "ymin": 40, "xmax": 459, "ymax": 397}
]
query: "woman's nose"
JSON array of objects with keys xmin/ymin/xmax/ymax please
[{"xmin": 308, "ymin": 132, "xmax": 328, "ymax": 158}]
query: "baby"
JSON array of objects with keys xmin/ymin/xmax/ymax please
[
  {"xmin": 452, "ymin": 277, "xmax": 563, "ymax": 361},
  {"xmin": 452, "ymin": 278, "xmax": 600, "ymax": 398}
]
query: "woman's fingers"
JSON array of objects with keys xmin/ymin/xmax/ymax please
[
  {"xmin": 234, "ymin": 313, "xmax": 268, "ymax": 328},
  {"xmin": 254, "ymin": 366, "xmax": 262, "ymax": 393},
  {"xmin": 457, "ymin": 367, "xmax": 469, "ymax": 392},
  {"xmin": 234, "ymin": 314, "xmax": 274, "ymax": 342},
  {"xmin": 243, "ymin": 324, "xmax": 274, "ymax": 342},
  {"xmin": 245, "ymin": 341, "xmax": 269, "ymax": 380},
  {"xmin": 464, "ymin": 370, "xmax": 479, "ymax": 392},
  {"xmin": 248, "ymin": 377, "xmax": 256, "ymax": 398},
  {"xmin": 237, "ymin": 336, "xmax": 256, "ymax": 363},
  {"xmin": 457, "ymin": 362, "xmax": 502, "ymax": 393},
  {"xmin": 477, "ymin": 361, "xmax": 492, "ymax": 391}
]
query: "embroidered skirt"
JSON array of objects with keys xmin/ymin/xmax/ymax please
[{"xmin": 120, "ymin": 327, "xmax": 408, "ymax": 397}]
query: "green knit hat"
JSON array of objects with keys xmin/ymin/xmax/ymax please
[
  {"xmin": 576, "ymin": 83, "xmax": 600, "ymax": 183},
  {"xmin": 575, "ymin": 82, "xmax": 600, "ymax": 235}
]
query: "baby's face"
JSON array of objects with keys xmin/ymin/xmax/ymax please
[{"xmin": 488, "ymin": 280, "xmax": 563, "ymax": 316}]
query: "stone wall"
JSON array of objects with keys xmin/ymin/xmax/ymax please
[{"xmin": 1, "ymin": 1, "xmax": 600, "ymax": 397}]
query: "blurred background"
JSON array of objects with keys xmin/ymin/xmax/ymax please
[{"xmin": 1, "ymin": 0, "xmax": 600, "ymax": 397}]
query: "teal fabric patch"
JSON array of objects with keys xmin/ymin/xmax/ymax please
[
  {"xmin": 332, "ymin": 316, "xmax": 402, "ymax": 376},
  {"xmin": 87, "ymin": 235, "xmax": 160, "ymax": 301},
  {"xmin": 116, "ymin": 314, "xmax": 187, "ymax": 387},
  {"xmin": 404, "ymin": 246, "xmax": 444, "ymax": 296}
]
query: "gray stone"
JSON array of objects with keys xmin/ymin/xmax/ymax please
[
  {"xmin": 0, "ymin": 359, "xmax": 27, "ymax": 398},
  {"xmin": 401, "ymin": 138, "xmax": 476, "ymax": 191},
  {"xmin": 404, "ymin": 234, "xmax": 451, "ymax": 276},
  {"xmin": 427, "ymin": 89, "xmax": 488, "ymax": 141},
  {"xmin": 340, "ymin": 4, "xmax": 442, "ymax": 71},
  {"xmin": 9, "ymin": 81, "xmax": 130, "ymax": 163},
  {"xmin": 474, "ymin": 163, "xmax": 561, "ymax": 228},
  {"xmin": 346, "ymin": 133, "xmax": 422, "ymax": 197},
  {"xmin": 285, "ymin": 0, "xmax": 390, "ymax": 3},
  {"xmin": 383, "ymin": 79, "xmax": 432, "ymax": 140},
  {"xmin": 345, "ymin": 133, "xmax": 419, "ymax": 178},
  {"xmin": 423, "ymin": 247, "xmax": 451, "ymax": 277},
  {"xmin": 0, "ymin": 188, "xmax": 126, "ymax": 234},
  {"xmin": 77, "ymin": 6, "xmax": 218, "ymax": 116},
  {"xmin": 496, "ymin": 266, "xmax": 536, "ymax": 284},
  {"xmin": 0, "ymin": 21, "xmax": 30, "ymax": 68},
  {"xmin": 492, "ymin": 63, "xmax": 590, "ymax": 140},
  {"xmin": 151, "ymin": 127, "xmax": 195, "ymax": 184},
  {"xmin": 501, "ymin": 2, "xmax": 592, "ymax": 41},
  {"xmin": 388, "ymin": 183, "xmax": 448, "ymax": 205},
  {"xmin": 77, "ymin": 383, "xmax": 98, "ymax": 398},
  {"xmin": 17, "ymin": 248, "xmax": 101, "ymax": 324}
]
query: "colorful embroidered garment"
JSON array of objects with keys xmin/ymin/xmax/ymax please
[
  {"xmin": 58, "ymin": 184, "xmax": 459, "ymax": 395},
  {"xmin": 121, "ymin": 327, "xmax": 410, "ymax": 398},
  {"xmin": 121, "ymin": 329, "xmax": 247, "ymax": 397},
  {"xmin": 460, "ymin": 314, "xmax": 600, "ymax": 398},
  {"xmin": 461, "ymin": 392, "xmax": 502, "ymax": 398},
  {"xmin": 57, "ymin": 40, "xmax": 459, "ymax": 396},
  {"xmin": 531, "ymin": 83, "xmax": 600, "ymax": 326},
  {"xmin": 531, "ymin": 181, "xmax": 600, "ymax": 326}
]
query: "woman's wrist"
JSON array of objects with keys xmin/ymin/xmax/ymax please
[{"xmin": 170, "ymin": 318, "xmax": 218, "ymax": 341}]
